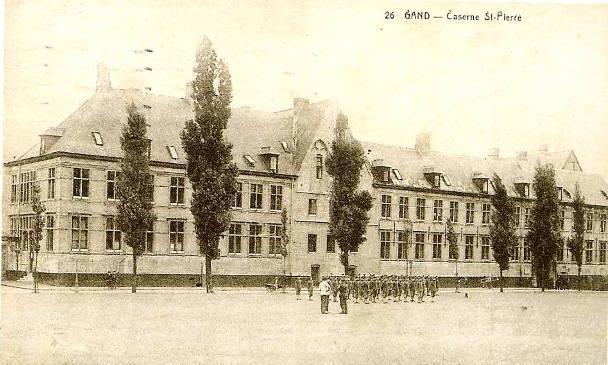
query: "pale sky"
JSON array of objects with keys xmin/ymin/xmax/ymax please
[{"xmin": 3, "ymin": 0, "xmax": 608, "ymax": 180}]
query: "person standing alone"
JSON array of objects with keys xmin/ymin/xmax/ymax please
[
  {"xmin": 319, "ymin": 276, "xmax": 331, "ymax": 314},
  {"xmin": 295, "ymin": 276, "xmax": 302, "ymax": 300},
  {"xmin": 338, "ymin": 277, "xmax": 349, "ymax": 314}
]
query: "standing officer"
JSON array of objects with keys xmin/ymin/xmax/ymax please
[
  {"xmin": 295, "ymin": 276, "xmax": 302, "ymax": 300},
  {"xmin": 338, "ymin": 277, "xmax": 349, "ymax": 314}
]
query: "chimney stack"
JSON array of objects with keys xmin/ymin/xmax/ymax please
[
  {"xmin": 96, "ymin": 63, "xmax": 111, "ymax": 92},
  {"xmin": 415, "ymin": 133, "xmax": 431, "ymax": 156},
  {"xmin": 516, "ymin": 151, "xmax": 528, "ymax": 161},
  {"xmin": 293, "ymin": 97, "xmax": 309, "ymax": 111},
  {"xmin": 487, "ymin": 148, "xmax": 500, "ymax": 160},
  {"xmin": 185, "ymin": 82, "xmax": 194, "ymax": 104},
  {"xmin": 539, "ymin": 144, "xmax": 548, "ymax": 154}
]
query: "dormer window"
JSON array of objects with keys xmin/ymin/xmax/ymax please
[
  {"xmin": 280, "ymin": 141, "xmax": 289, "ymax": 153},
  {"xmin": 392, "ymin": 168, "xmax": 403, "ymax": 180},
  {"xmin": 371, "ymin": 159, "xmax": 391, "ymax": 184},
  {"xmin": 556, "ymin": 187, "xmax": 563, "ymax": 201},
  {"xmin": 244, "ymin": 154, "xmax": 255, "ymax": 165},
  {"xmin": 92, "ymin": 132, "xmax": 103, "ymax": 146},
  {"xmin": 442, "ymin": 175, "xmax": 451, "ymax": 186},
  {"xmin": 423, "ymin": 168, "xmax": 442, "ymax": 189},
  {"xmin": 270, "ymin": 156, "xmax": 278, "ymax": 173},
  {"xmin": 167, "ymin": 146, "xmax": 178, "ymax": 159},
  {"xmin": 515, "ymin": 183, "xmax": 530, "ymax": 198},
  {"xmin": 259, "ymin": 146, "xmax": 279, "ymax": 173},
  {"xmin": 473, "ymin": 175, "xmax": 490, "ymax": 194}
]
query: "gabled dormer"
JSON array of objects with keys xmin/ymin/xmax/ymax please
[
  {"xmin": 259, "ymin": 146, "xmax": 280, "ymax": 173},
  {"xmin": 371, "ymin": 159, "xmax": 392, "ymax": 184},
  {"xmin": 514, "ymin": 181, "xmax": 530, "ymax": 198},
  {"xmin": 39, "ymin": 127, "xmax": 64, "ymax": 155},
  {"xmin": 423, "ymin": 166, "xmax": 444, "ymax": 189},
  {"xmin": 472, "ymin": 172, "xmax": 490, "ymax": 194}
]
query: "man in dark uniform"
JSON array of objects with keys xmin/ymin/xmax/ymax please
[
  {"xmin": 295, "ymin": 276, "xmax": 302, "ymax": 300},
  {"xmin": 338, "ymin": 277, "xmax": 349, "ymax": 314},
  {"xmin": 331, "ymin": 276, "xmax": 339, "ymax": 302}
]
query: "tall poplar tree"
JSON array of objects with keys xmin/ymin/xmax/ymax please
[
  {"xmin": 280, "ymin": 208, "xmax": 289, "ymax": 293},
  {"xmin": 527, "ymin": 165, "xmax": 561, "ymax": 291},
  {"xmin": 117, "ymin": 103, "xmax": 156, "ymax": 293},
  {"xmin": 567, "ymin": 182, "xmax": 585, "ymax": 290},
  {"xmin": 30, "ymin": 183, "xmax": 45, "ymax": 293},
  {"xmin": 489, "ymin": 173, "xmax": 517, "ymax": 293},
  {"xmin": 326, "ymin": 114, "xmax": 373, "ymax": 273},
  {"xmin": 446, "ymin": 218, "xmax": 459, "ymax": 292},
  {"xmin": 181, "ymin": 37, "xmax": 238, "ymax": 293}
]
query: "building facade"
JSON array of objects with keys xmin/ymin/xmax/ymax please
[{"xmin": 3, "ymin": 67, "xmax": 608, "ymax": 285}]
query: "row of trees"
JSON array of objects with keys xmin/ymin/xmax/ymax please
[{"xmin": 24, "ymin": 37, "xmax": 589, "ymax": 294}]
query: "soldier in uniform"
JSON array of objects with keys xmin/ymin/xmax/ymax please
[
  {"xmin": 429, "ymin": 277, "xmax": 437, "ymax": 300},
  {"xmin": 338, "ymin": 277, "xmax": 349, "ymax": 314},
  {"xmin": 409, "ymin": 277, "xmax": 416, "ymax": 302},
  {"xmin": 331, "ymin": 276, "xmax": 339, "ymax": 303},
  {"xmin": 307, "ymin": 276, "xmax": 314, "ymax": 301},
  {"xmin": 353, "ymin": 276, "xmax": 360, "ymax": 303},
  {"xmin": 295, "ymin": 276, "xmax": 302, "ymax": 300},
  {"xmin": 362, "ymin": 275, "xmax": 370, "ymax": 304}
]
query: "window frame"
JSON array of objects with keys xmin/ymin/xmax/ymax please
[
  {"xmin": 71, "ymin": 215, "xmax": 89, "ymax": 252},
  {"xmin": 268, "ymin": 224, "xmax": 282, "ymax": 256},
  {"xmin": 105, "ymin": 216, "xmax": 122, "ymax": 252},
  {"xmin": 308, "ymin": 198, "xmax": 318, "ymax": 216},
  {"xmin": 228, "ymin": 223, "xmax": 243, "ymax": 254},
  {"xmin": 307, "ymin": 233, "xmax": 317, "ymax": 253},
  {"xmin": 106, "ymin": 170, "xmax": 121, "ymax": 200},
  {"xmin": 380, "ymin": 230, "xmax": 391, "ymax": 260},
  {"xmin": 170, "ymin": 176, "xmax": 186, "ymax": 205},
  {"xmin": 248, "ymin": 224, "xmax": 262, "ymax": 255},
  {"xmin": 381, "ymin": 194, "xmax": 392, "ymax": 218},
  {"xmin": 169, "ymin": 220, "xmax": 185, "ymax": 253},
  {"xmin": 432, "ymin": 233, "xmax": 443, "ymax": 260},
  {"xmin": 416, "ymin": 198, "xmax": 426, "ymax": 221},
  {"xmin": 465, "ymin": 202, "xmax": 475, "ymax": 224},
  {"xmin": 433, "ymin": 200, "xmax": 443, "ymax": 222},
  {"xmin": 249, "ymin": 183, "xmax": 263, "ymax": 210},
  {"xmin": 270, "ymin": 185, "xmax": 283, "ymax": 211},
  {"xmin": 72, "ymin": 168, "xmax": 90, "ymax": 199},
  {"xmin": 47, "ymin": 168, "xmax": 56, "ymax": 199}
]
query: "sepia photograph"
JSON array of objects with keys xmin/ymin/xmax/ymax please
[{"xmin": 1, "ymin": 1, "xmax": 607, "ymax": 364}]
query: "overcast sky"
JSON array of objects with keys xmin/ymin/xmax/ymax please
[{"xmin": 3, "ymin": 0, "xmax": 608, "ymax": 180}]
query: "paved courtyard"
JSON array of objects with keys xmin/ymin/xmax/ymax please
[{"xmin": 1, "ymin": 286, "xmax": 606, "ymax": 365}]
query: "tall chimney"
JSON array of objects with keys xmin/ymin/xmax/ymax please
[
  {"xmin": 293, "ymin": 97, "xmax": 309, "ymax": 111},
  {"xmin": 415, "ymin": 133, "xmax": 431, "ymax": 156},
  {"xmin": 539, "ymin": 144, "xmax": 548, "ymax": 154},
  {"xmin": 488, "ymin": 148, "xmax": 499, "ymax": 160},
  {"xmin": 185, "ymin": 82, "xmax": 194, "ymax": 104},
  {"xmin": 96, "ymin": 63, "xmax": 111, "ymax": 92},
  {"xmin": 516, "ymin": 151, "xmax": 528, "ymax": 161}
]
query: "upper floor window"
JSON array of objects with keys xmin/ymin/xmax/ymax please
[
  {"xmin": 92, "ymin": 132, "xmax": 103, "ymax": 146},
  {"xmin": 482, "ymin": 203, "xmax": 491, "ymax": 224},
  {"xmin": 433, "ymin": 200, "xmax": 443, "ymax": 222},
  {"xmin": 249, "ymin": 224, "xmax": 262, "ymax": 255},
  {"xmin": 586, "ymin": 212, "xmax": 593, "ymax": 232},
  {"xmin": 398, "ymin": 197, "xmax": 409, "ymax": 219},
  {"xmin": 72, "ymin": 168, "xmax": 89, "ymax": 198},
  {"xmin": 600, "ymin": 213, "xmax": 606, "ymax": 233},
  {"xmin": 270, "ymin": 156, "xmax": 278, "ymax": 173},
  {"xmin": 381, "ymin": 195, "xmax": 392, "ymax": 218},
  {"xmin": 106, "ymin": 171, "xmax": 121, "ymax": 200},
  {"xmin": 308, "ymin": 234, "xmax": 317, "ymax": 253},
  {"xmin": 170, "ymin": 176, "xmax": 185, "ymax": 205},
  {"xmin": 524, "ymin": 208, "xmax": 530, "ymax": 228},
  {"xmin": 47, "ymin": 168, "xmax": 56, "ymax": 199},
  {"xmin": 599, "ymin": 241, "xmax": 606, "ymax": 264},
  {"xmin": 585, "ymin": 240, "xmax": 593, "ymax": 263},
  {"xmin": 416, "ymin": 198, "xmax": 426, "ymax": 221},
  {"xmin": 560, "ymin": 210, "xmax": 566, "ymax": 230},
  {"xmin": 326, "ymin": 234, "xmax": 335, "ymax": 253},
  {"xmin": 449, "ymin": 201, "xmax": 459, "ymax": 223},
  {"xmin": 105, "ymin": 217, "xmax": 122, "ymax": 252},
  {"xmin": 169, "ymin": 220, "xmax": 185, "ymax": 253},
  {"xmin": 465, "ymin": 203, "xmax": 475, "ymax": 224},
  {"xmin": 315, "ymin": 155, "xmax": 323, "ymax": 179},
  {"xmin": 233, "ymin": 182, "xmax": 243, "ymax": 208},
  {"xmin": 249, "ymin": 184, "xmax": 263, "ymax": 209},
  {"xmin": 270, "ymin": 185, "xmax": 283, "ymax": 211},
  {"xmin": 10, "ymin": 174, "xmax": 17, "ymax": 203},
  {"xmin": 18, "ymin": 171, "xmax": 37, "ymax": 203},
  {"xmin": 308, "ymin": 199, "xmax": 318, "ymax": 215},
  {"xmin": 514, "ymin": 206, "xmax": 521, "ymax": 227}
]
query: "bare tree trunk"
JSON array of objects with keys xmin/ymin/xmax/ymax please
[
  {"xmin": 282, "ymin": 257, "xmax": 286, "ymax": 293},
  {"xmin": 33, "ymin": 251, "xmax": 38, "ymax": 293},
  {"xmin": 541, "ymin": 263, "xmax": 545, "ymax": 292},
  {"xmin": 499, "ymin": 269, "xmax": 504, "ymax": 293},
  {"xmin": 205, "ymin": 256, "xmax": 213, "ymax": 293},
  {"xmin": 455, "ymin": 260, "xmax": 459, "ymax": 293},
  {"xmin": 132, "ymin": 252, "xmax": 137, "ymax": 293}
]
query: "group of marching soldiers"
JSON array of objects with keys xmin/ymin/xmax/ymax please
[{"xmin": 328, "ymin": 274, "xmax": 439, "ymax": 304}]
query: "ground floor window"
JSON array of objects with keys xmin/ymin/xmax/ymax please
[
  {"xmin": 523, "ymin": 239, "xmax": 530, "ymax": 262},
  {"xmin": 169, "ymin": 220, "xmax": 184, "ymax": 253},
  {"xmin": 585, "ymin": 241, "xmax": 593, "ymax": 263},
  {"xmin": 513, "ymin": 242, "xmax": 520, "ymax": 261},
  {"xmin": 380, "ymin": 231, "xmax": 391, "ymax": 260},
  {"xmin": 46, "ymin": 214, "xmax": 55, "ymax": 251},
  {"xmin": 481, "ymin": 236, "xmax": 490, "ymax": 260},
  {"xmin": 268, "ymin": 224, "xmax": 282, "ymax": 255},
  {"xmin": 397, "ymin": 231, "xmax": 406, "ymax": 259},
  {"xmin": 600, "ymin": 241, "xmax": 606, "ymax": 264},
  {"xmin": 432, "ymin": 233, "xmax": 442, "ymax": 260},
  {"xmin": 144, "ymin": 221, "xmax": 154, "ymax": 253},
  {"xmin": 326, "ymin": 234, "xmax": 335, "ymax": 253},
  {"xmin": 415, "ymin": 233, "xmax": 425, "ymax": 259},
  {"xmin": 464, "ymin": 235, "xmax": 474, "ymax": 260},
  {"xmin": 228, "ymin": 223, "xmax": 242, "ymax": 254},
  {"xmin": 249, "ymin": 224, "xmax": 262, "ymax": 255},
  {"xmin": 105, "ymin": 217, "xmax": 122, "ymax": 252}
]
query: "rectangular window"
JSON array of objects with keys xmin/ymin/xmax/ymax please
[
  {"xmin": 392, "ymin": 169, "xmax": 403, "ymax": 180},
  {"xmin": 586, "ymin": 213, "xmax": 593, "ymax": 232},
  {"xmin": 145, "ymin": 221, "xmax": 154, "ymax": 253},
  {"xmin": 92, "ymin": 131, "xmax": 103, "ymax": 145},
  {"xmin": 560, "ymin": 210, "xmax": 565, "ymax": 230},
  {"xmin": 514, "ymin": 207, "xmax": 521, "ymax": 227},
  {"xmin": 600, "ymin": 214, "xmax": 606, "ymax": 233},
  {"xmin": 46, "ymin": 214, "xmax": 55, "ymax": 251},
  {"xmin": 269, "ymin": 156, "xmax": 278, "ymax": 173},
  {"xmin": 599, "ymin": 241, "xmax": 606, "ymax": 264},
  {"xmin": 18, "ymin": 171, "xmax": 37, "ymax": 203},
  {"xmin": 465, "ymin": 235, "xmax": 474, "ymax": 260},
  {"xmin": 249, "ymin": 184, "xmax": 263, "ymax": 209},
  {"xmin": 398, "ymin": 197, "xmax": 409, "ymax": 219},
  {"xmin": 105, "ymin": 217, "xmax": 122, "ymax": 251},
  {"xmin": 106, "ymin": 171, "xmax": 121, "ymax": 200},
  {"xmin": 228, "ymin": 223, "xmax": 242, "ymax": 254},
  {"xmin": 233, "ymin": 182, "xmax": 242, "ymax": 208},
  {"xmin": 47, "ymin": 168, "xmax": 56, "ymax": 199},
  {"xmin": 557, "ymin": 242, "xmax": 564, "ymax": 262},
  {"xmin": 326, "ymin": 234, "xmax": 335, "ymax": 253},
  {"xmin": 523, "ymin": 239, "xmax": 530, "ymax": 262},
  {"xmin": 432, "ymin": 233, "xmax": 443, "ymax": 260},
  {"xmin": 585, "ymin": 241, "xmax": 593, "ymax": 263},
  {"xmin": 268, "ymin": 225, "xmax": 282, "ymax": 255},
  {"xmin": 249, "ymin": 224, "xmax": 262, "ymax": 254},
  {"xmin": 71, "ymin": 215, "xmax": 89, "ymax": 251},
  {"xmin": 170, "ymin": 177, "xmax": 185, "ymax": 205},
  {"xmin": 466, "ymin": 203, "xmax": 475, "ymax": 224},
  {"xmin": 307, "ymin": 234, "xmax": 317, "ymax": 253},
  {"xmin": 482, "ymin": 203, "xmax": 491, "ymax": 224},
  {"xmin": 167, "ymin": 145, "xmax": 179, "ymax": 159},
  {"xmin": 433, "ymin": 200, "xmax": 443, "ymax": 222},
  {"xmin": 381, "ymin": 195, "xmax": 392, "ymax": 218},
  {"xmin": 270, "ymin": 185, "xmax": 283, "ymax": 211},
  {"xmin": 308, "ymin": 199, "xmax": 318, "ymax": 215},
  {"xmin": 449, "ymin": 237, "xmax": 458, "ymax": 260},
  {"xmin": 513, "ymin": 241, "xmax": 520, "ymax": 261},
  {"xmin": 449, "ymin": 201, "xmax": 459, "ymax": 223},
  {"xmin": 169, "ymin": 220, "xmax": 185, "ymax": 253},
  {"xmin": 315, "ymin": 155, "xmax": 323, "ymax": 179},
  {"xmin": 481, "ymin": 236, "xmax": 490, "ymax": 260},
  {"xmin": 415, "ymin": 233, "xmax": 425, "ymax": 259},
  {"xmin": 380, "ymin": 231, "xmax": 391, "ymax": 260},
  {"xmin": 11, "ymin": 174, "xmax": 18, "ymax": 203},
  {"xmin": 416, "ymin": 198, "xmax": 426, "ymax": 221},
  {"xmin": 397, "ymin": 231, "xmax": 406, "ymax": 259},
  {"xmin": 72, "ymin": 168, "xmax": 89, "ymax": 198},
  {"xmin": 524, "ymin": 208, "xmax": 530, "ymax": 228}
]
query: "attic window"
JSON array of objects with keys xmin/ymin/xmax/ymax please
[
  {"xmin": 392, "ymin": 169, "xmax": 403, "ymax": 180},
  {"xmin": 601, "ymin": 190, "xmax": 608, "ymax": 200},
  {"xmin": 244, "ymin": 154, "xmax": 255, "ymax": 165},
  {"xmin": 280, "ymin": 141, "xmax": 289, "ymax": 153},
  {"xmin": 515, "ymin": 183, "xmax": 530, "ymax": 198},
  {"xmin": 270, "ymin": 156, "xmax": 278, "ymax": 173},
  {"xmin": 92, "ymin": 132, "xmax": 103, "ymax": 146},
  {"xmin": 167, "ymin": 146, "xmax": 178, "ymax": 159},
  {"xmin": 143, "ymin": 104, "xmax": 152, "ymax": 109},
  {"xmin": 441, "ymin": 175, "xmax": 451, "ymax": 186},
  {"xmin": 563, "ymin": 188, "xmax": 572, "ymax": 199}
]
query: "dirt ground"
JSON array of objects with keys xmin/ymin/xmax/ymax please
[{"xmin": 1, "ymin": 286, "xmax": 606, "ymax": 365}]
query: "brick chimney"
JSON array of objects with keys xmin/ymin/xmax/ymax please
[
  {"xmin": 415, "ymin": 133, "xmax": 431, "ymax": 156},
  {"xmin": 96, "ymin": 63, "xmax": 111, "ymax": 92},
  {"xmin": 516, "ymin": 151, "xmax": 528, "ymax": 161},
  {"xmin": 294, "ymin": 97, "xmax": 309, "ymax": 111},
  {"xmin": 487, "ymin": 148, "xmax": 499, "ymax": 160},
  {"xmin": 292, "ymin": 98, "xmax": 309, "ymax": 150}
]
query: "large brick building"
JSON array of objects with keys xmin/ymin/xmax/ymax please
[{"xmin": 3, "ymin": 66, "xmax": 608, "ymax": 285}]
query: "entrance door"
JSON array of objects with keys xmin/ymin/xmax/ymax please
[{"xmin": 311, "ymin": 265, "xmax": 320, "ymax": 284}]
